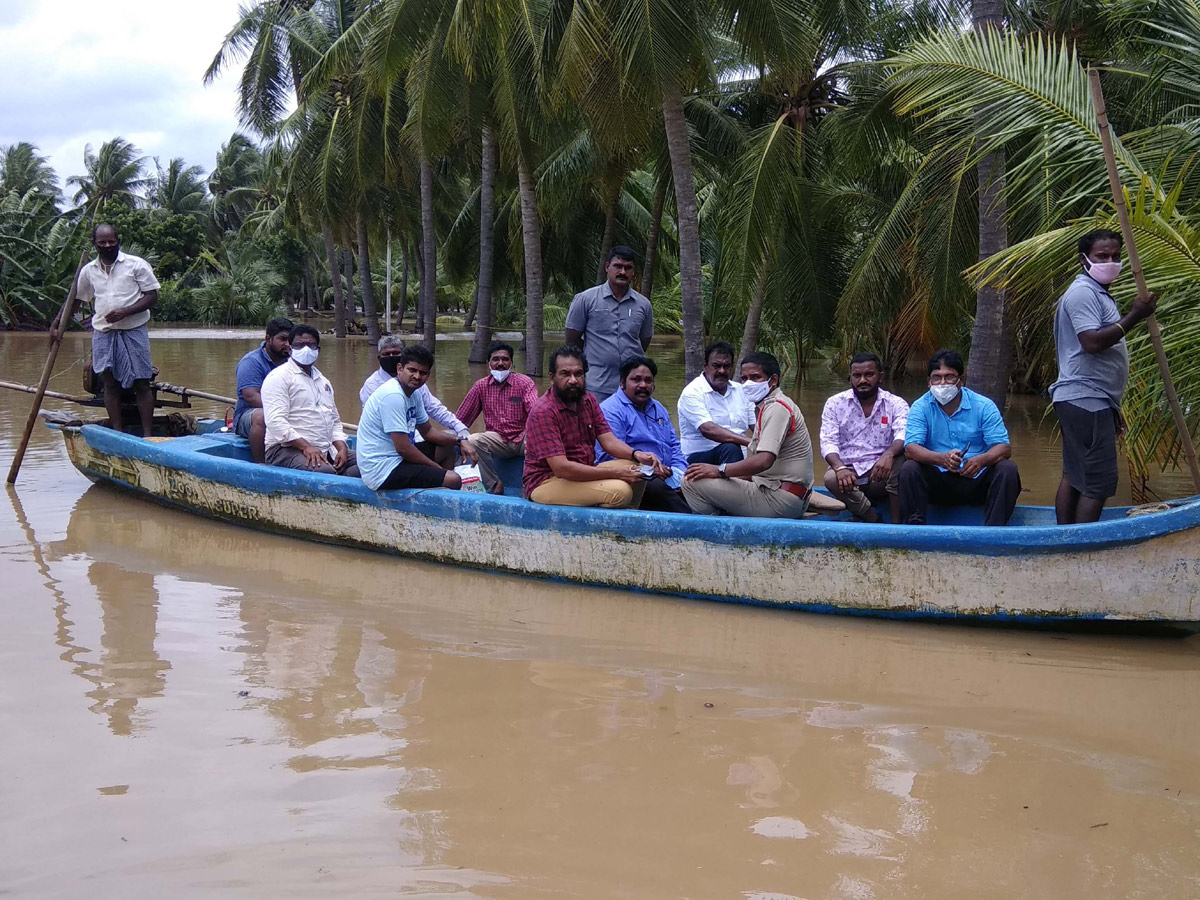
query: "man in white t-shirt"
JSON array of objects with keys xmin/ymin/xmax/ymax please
[
  {"xmin": 57, "ymin": 224, "xmax": 160, "ymax": 436},
  {"xmin": 677, "ymin": 341, "xmax": 754, "ymax": 466}
]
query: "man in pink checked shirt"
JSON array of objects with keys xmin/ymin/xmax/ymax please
[
  {"xmin": 819, "ymin": 353, "xmax": 909, "ymax": 523},
  {"xmin": 456, "ymin": 340, "xmax": 540, "ymax": 494}
]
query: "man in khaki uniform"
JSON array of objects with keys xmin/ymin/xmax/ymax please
[{"xmin": 683, "ymin": 352, "xmax": 837, "ymax": 518}]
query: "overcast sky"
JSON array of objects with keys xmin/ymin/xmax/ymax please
[{"xmin": 0, "ymin": 0, "xmax": 253, "ymax": 199}]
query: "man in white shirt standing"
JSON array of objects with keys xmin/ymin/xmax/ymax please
[
  {"xmin": 677, "ymin": 341, "xmax": 754, "ymax": 466},
  {"xmin": 61, "ymin": 224, "xmax": 160, "ymax": 436},
  {"xmin": 261, "ymin": 324, "xmax": 358, "ymax": 477}
]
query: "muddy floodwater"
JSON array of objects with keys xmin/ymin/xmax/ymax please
[{"xmin": 2, "ymin": 329, "xmax": 1199, "ymax": 898}]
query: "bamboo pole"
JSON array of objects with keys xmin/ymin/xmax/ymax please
[
  {"xmin": 0, "ymin": 380, "xmax": 94, "ymax": 404},
  {"xmin": 1088, "ymin": 69, "xmax": 1200, "ymax": 492},
  {"xmin": 7, "ymin": 251, "xmax": 90, "ymax": 484},
  {"xmin": 151, "ymin": 383, "xmax": 357, "ymax": 433}
]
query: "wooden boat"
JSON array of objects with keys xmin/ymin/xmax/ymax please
[{"xmin": 52, "ymin": 418, "xmax": 1200, "ymax": 629}]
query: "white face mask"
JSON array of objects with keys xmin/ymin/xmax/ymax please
[
  {"xmin": 490, "ymin": 368, "xmax": 511, "ymax": 383},
  {"xmin": 742, "ymin": 379, "xmax": 773, "ymax": 404},
  {"xmin": 930, "ymin": 383, "xmax": 960, "ymax": 405},
  {"xmin": 291, "ymin": 345, "xmax": 319, "ymax": 366},
  {"xmin": 1085, "ymin": 257, "xmax": 1123, "ymax": 285}
]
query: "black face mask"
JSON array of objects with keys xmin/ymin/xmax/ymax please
[
  {"xmin": 379, "ymin": 356, "xmax": 401, "ymax": 376},
  {"xmin": 97, "ymin": 243, "xmax": 120, "ymax": 263}
]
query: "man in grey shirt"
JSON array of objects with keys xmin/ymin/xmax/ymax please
[
  {"xmin": 1050, "ymin": 229, "xmax": 1156, "ymax": 524},
  {"xmin": 564, "ymin": 246, "xmax": 654, "ymax": 402}
]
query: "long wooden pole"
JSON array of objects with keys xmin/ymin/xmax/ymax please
[
  {"xmin": 1088, "ymin": 69, "xmax": 1200, "ymax": 491},
  {"xmin": 7, "ymin": 251, "xmax": 90, "ymax": 484}
]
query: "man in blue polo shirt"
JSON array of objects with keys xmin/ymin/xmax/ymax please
[
  {"xmin": 597, "ymin": 356, "xmax": 690, "ymax": 513},
  {"xmin": 233, "ymin": 317, "xmax": 293, "ymax": 462},
  {"xmin": 900, "ymin": 349, "xmax": 1022, "ymax": 526}
]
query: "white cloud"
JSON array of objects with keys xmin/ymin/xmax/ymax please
[{"xmin": 0, "ymin": 0, "xmax": 258, "ymax": 199}]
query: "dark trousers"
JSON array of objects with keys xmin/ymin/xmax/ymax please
[
  {"xmin": 899, "ymin": 459, "xmax": 1021, "ymax": 526},
  {"xmin": 686, "ymin": 443, "xmax": 745, "ymax": 466},
  {"xmin": 640, "ymin": 477, "xmax": 693, "ymax": 514}
]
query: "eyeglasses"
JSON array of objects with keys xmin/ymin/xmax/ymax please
[{"xmin": 928, "ymin": 374, "xmax": 960, "ymax": 385}]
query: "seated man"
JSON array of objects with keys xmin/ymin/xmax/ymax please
[
  {"xmin": 232, "ymin": 317, "xmax": 292, "ymax": 462},
  {"xmin": 900, "ymin": 349, "xmax": 1021, "ymax": 526},
  {"xmin": 357, "ymin": 345, "xmax": 463, "ymax": 491},
  {"xmin": 360, "ymin": 335, "xmax": 473, "ymax": 466},
  {"xmin": 455, "ymin": 341, "xmax": 539, "ymax": 494},
  {"xmin": 678, "ymin": 341, "xmax": 754, "ymax": 465},
  {"xmin": 597, "ymin": 356, "xmax": 691, "ymax": 514},
  {"xmin": 682, "ymin": 352, "xmax": 821, "ymax": 519},
  {"xmin": 523, "ymin": 345, "xmax": 663, "ymax": 508},
  {"xmin": 820, "ymin": 352, "xmax": 909, "ymax": 523},
  {"xmin": 261, "ymin": 324, "xmax": 358, "ymax": 476}
]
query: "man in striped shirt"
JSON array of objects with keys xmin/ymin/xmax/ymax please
[{"xmin": 455, "ymin": 341, "xmax": 539, "ymax": 493}]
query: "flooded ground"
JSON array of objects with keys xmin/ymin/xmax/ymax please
[{"xmin": 2, "ymin": 330, "xmax": 1199, "ymax": 898}]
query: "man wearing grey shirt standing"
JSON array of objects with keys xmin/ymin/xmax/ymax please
[
  {"xmin": 1050, "ymin": 229, "xmax": 1156, "ymax": 524},
  {"xmin": 564, "ymin": 246, "xmax": 654, "ymax": 402}
]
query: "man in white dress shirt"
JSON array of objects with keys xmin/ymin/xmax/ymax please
[
  {"xmin": 261, "ymin": 324, "xmax": 358, "ymax": 476},
  {"xmin": 57, "ymin": 224, "xmax": 160, "ymax": 436},
  {"xmin": 359, "ymin": 335, "xmax": 476, "ymax": 467},
  {"xmin": 677, "ymin": 341, "xmax": 754, "ymax": 466}
]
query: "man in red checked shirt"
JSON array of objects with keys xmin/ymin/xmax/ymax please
[
  {"xmin": 455, "ymin": 341, "xmax": 540, "ymax": 493},
  {"xmin": 522, "ymin": 345, "xmax": 667, "ymax": 508}
]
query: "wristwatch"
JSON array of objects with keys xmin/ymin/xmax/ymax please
[{"xmin": 718, "ymin": 463, "xmax": 729, "ymax": 478}]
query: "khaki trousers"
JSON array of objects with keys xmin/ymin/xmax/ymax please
[
  {"xmin": 822, "ymin": 463, "xmax": 900, "ymax": 518},
  {"xmin": 467, "ymin": 431, "xmax": 524, "ymax": 492},
  {"xmin": 681, "ymin": 476, "xmax": 808, "ymax": 518},
  {"xmin": 530, "ymin": 460, "xmax": 647, "ymax": 509}
]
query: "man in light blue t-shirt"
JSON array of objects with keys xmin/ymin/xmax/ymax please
[
  {"xmin": 1050, "ymin": 229, "xmax": 1157, "ymax": 524},
  {"xmin": 357, "ymin": 345, "xmax": 463, "ymax": 492}
]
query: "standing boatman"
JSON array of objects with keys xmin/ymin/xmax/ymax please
[
  {"xmin": 564, "ymin": 246, "xmax": 653, "ymax": 403},
  {"xmin": 1050, "ymin": 229, "xmax": 1156, "ymax": 524},
  {"xmin": 55, "ymin": 224, "xmax": 160, "ymax": 436}
]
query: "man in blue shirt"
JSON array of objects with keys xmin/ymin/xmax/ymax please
[
  {"xmin": 357, "ymin": 345, "xmax": 463, "ymax": 492},
  {"xmin": 900, "ymin": 349, "xmax": 1022, "ymax": 526},
  {"xmin": 233, "ymin": 317, "xmax": 292, "ymax": 462},
  {"xmin": 597, "ymin": 356, "xmax": 690, "ymax": 513}
]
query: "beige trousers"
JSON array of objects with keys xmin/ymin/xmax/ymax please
[
  {"xmin": 822, "ymin": 463, "xmax": 900, "ymax": 518},
  {"xmin": 681, "ymin": 476, "xmax": 808, "ymax": 518},
  {"xmin": 530, "ymin": 459, "xmax": 647, "ymax": 509},
  {"xmin": 467, "ymin": 431, "xmax": 524, "ymax": 492}
]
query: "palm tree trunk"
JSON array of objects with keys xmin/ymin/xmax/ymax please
[
  {"xmin": 419, "ymin": 154, "xmax": 437, "ymax": 352},
  {"xmin": 470, "ymin": 124, "xmax": 499, "ymax": 364},
  {"xmin": 970, "ymin": 0, "xmax": 1011, "ymax": 407},
  {"xmin": 356, "ymin": 212, "xmax": 380, "ymax": 343},
  {"xmin": 385, "ymin": 227, "xmax": 393, "ymax": 333},
  {"xmin": 517, "ymin": 154, "xmax": 544, "ymax": 377},
  {"xmin": 661, "ymin": 84, "xmax": 704, "ymax": 379},
  {"xmin": 323, "ymin": 227, "xmax": 346, "ymax": 338},
  {"xmin": 464, "ymin": 289, "xmax": 479, "ymax": 330},
  {"xmin": 342, "ymin": 249, "xmax": 357, "ymax": 329},
  {"xmin": 740, "ymin": 264, "xmax": 770, "ymax": 362},
  {"xmin": 398, "ymin": 249, "xmax": 410, "ymax": 330},
  {"xmin": 596, "ymin": 188, "xmax": 619, "ymax": 284},
  {"xmin": 412, "ymin": 240, "xmax": 424, "ymax": 333},
  {"xmin": 642, "ymin": 174, "xmax": 667, "ymax": 299}
]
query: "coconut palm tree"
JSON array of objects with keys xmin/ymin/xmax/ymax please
[
  {"xmin": 66, "ymin": 138, "xmax": 150, "ymax": 218},
  {"xmin": 887, "ymin": 4, "xmax": 1200, "ymax": 482},
  {"xmin": 0, "ymin": 143, "xmax": 59, "ymax": 203},
  {"xmin": 148, "ymin": 157, "xmax": 210, "ymax": 218}
]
